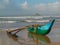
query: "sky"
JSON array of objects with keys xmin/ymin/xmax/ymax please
[{"xmin": 0, "ymin": 0, "xmax": 60, "ymax": 16}]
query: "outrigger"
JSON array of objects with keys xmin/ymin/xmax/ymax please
[{"xmin": 7, "ymin": 19, "xmax": 55, "ymax": 37}]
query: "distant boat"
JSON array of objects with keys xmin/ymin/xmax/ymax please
[{"xmin": 28, "ymin": 19, "xmax": 55, "ymax": 35}]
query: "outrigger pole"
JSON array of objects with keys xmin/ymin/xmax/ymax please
[{"xmin": 7, "ymin": 26, "xmax": 29, "ymax": 37}]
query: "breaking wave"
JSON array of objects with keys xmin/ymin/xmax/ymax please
[{"xmin": 0, "ymin": 21, "xmax": 16, "ymax": 23}]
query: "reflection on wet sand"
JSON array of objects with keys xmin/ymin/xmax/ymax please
[
  {"xmin": 28, "ymin": 32, "xmax": 50, "ymax": 45},
  {"xmin": 7, "ymin": 32, "xmax": 50, "ymax": 45}
]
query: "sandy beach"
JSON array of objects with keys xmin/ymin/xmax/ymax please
[
  {"xmin": 0, "ymin": 18, "xmax": 60, "ymax": 45},
  {"xmin": 0, "ymin": 0, "xmax": 60, "ymax": 44},
  {"xmin": 0, "ymin": 25, "xmax": 60, "ymax": 45}
]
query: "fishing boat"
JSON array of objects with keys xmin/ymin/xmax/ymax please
[
  {"xmin": 28, "ymin": 19, "xmax": 55, "ymax": 35},
  {"xmin": 7, "ymin": 19, "xmax": 55, "ymax": 36}
]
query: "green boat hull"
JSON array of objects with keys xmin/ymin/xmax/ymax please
[
  {"xmin": 28, "ymin": 28, "xmax": 50, "ymax": 35},
  {"xmin": 28, "ymin": 19, "xmax": 55, "ymax": 35}
]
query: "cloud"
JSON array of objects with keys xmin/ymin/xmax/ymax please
[
  {"xmin": 0, "ymin": 0, "xmax": 9, "ymax": 9},
  {"xmin": 35, "ymin": 4, "xmax": 47, "ymax": 11},
  {"xmin": 20, "ymin": 1, "xmax": 28, "ymax": 9},
  {"xmin": 3, "ymin": 0, "xmax": 9, "ymax": 4},
  {"xmin": 35, "ymin": 2, "xmax": 60, "ymax": 12},
  {"xmin": 18, "ymin": 1, "xmax": 60, "ymax": 15}
]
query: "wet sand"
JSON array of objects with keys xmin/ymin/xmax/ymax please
[{"xmin": 0, "ymin": 25, "xmax": 60, "ymax": 45}]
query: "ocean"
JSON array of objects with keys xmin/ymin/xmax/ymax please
[
  {"xmin": 0, "ymin": 16, "xmax": 60, "ymax": 29},
  {"xmin": 0, "ymin": 16, "xmax": 60, "ymax": 45}
]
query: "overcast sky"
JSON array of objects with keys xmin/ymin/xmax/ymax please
[{"xmin": 0, "ymin": 0, "xmax": 60, "ymax": 16}]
